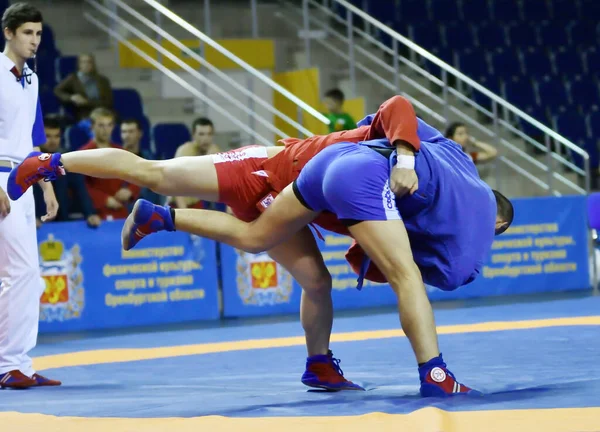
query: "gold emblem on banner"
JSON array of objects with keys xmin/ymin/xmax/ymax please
[
  {"xmin": 38, "ymin": 234, "xmax": 85, "ymax": 322},
  {"xmin": 236, "ymin": 250, "xmax": 293, "ymax": 306}
]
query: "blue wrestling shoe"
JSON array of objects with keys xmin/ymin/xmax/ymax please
[
  {"xmin": 121, "ymin": 199, "xmax": 175, "ymax": 251},
  {"xmin": 419, "ymin": 354, "xmax": 482, "ymax": 397},
  {"xmin": 301, "ymin": 350, "xmax": 365, "ymax": 391},
  {"xmin": 7, "ymin": 152, "xmax": 65, "ymax": 200}
]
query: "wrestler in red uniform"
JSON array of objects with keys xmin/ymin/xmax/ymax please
[{"xmin": 8, "ymin": 96, "xmax": 422, "ymax": 391}]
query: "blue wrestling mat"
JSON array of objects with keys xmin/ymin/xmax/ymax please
[{"xmin": 1, "ymin": 295, "xmax": 600, "ymax": 431}]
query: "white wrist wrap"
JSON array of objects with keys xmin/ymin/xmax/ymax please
[{"xmin": 396, "ymin": 154, "xmax": 415, "ymax": 170}]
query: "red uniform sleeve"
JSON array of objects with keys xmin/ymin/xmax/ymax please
[
  {"xmin": 365, "ymin": 96, "xmax": 421, "ymax": 151},
  {"xmin": 85, "ymin": 177, "xmax": 111, "ymax": 211}
]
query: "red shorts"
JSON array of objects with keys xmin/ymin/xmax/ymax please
[
  {"xmin": 213, "ymin": 145, "xmax": 387, "ymax": 284},
  {"xmin": 213, "ymin": 145, "xmax": 272, "ymax": 222}
]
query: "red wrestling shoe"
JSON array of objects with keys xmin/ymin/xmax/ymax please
[
  {"xmin": 301, "ymin": 350, "xmax": 365, "ymax": 391},
  {"xmin": 32, "ymin": 373, "xmax": 62, "ymax": 386},
  {"xmin": 7, "ymin": 152, "xmax": 65, "ymax": 200},
  {"xmin": 121, "ymin": 199, "xmax": 175, "ymax": 250},
  {"xmin": 419, "ymin": 354, "xmax": 482, "ymax": 397}
]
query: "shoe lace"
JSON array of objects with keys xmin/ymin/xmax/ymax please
[
  {"xmin": 39, "ymin": 167, "xmax": 58, "ymax": 183},
  {"xmin": 329, "ymin": 352, "xmax": 344, "ymax": 377}
]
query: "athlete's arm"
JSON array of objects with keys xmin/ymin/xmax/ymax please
[
  {"xmin": 348, "ymin": 219, "xmax": 439, "ymax": 364},
  {"xmin": 172, "ymin": 184, "xmax": 318, "ymax": 253},
  {"xmin": 363, "ymin": 96, "xmax": 421, "ymax": 151}
]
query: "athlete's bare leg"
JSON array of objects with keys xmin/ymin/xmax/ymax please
[
  {"xmin": 60, "ymin": 149, "xmax": 221, "ymax": 201},
  {"xmin": 267, "ymin": 228, "xmax": 333, "ymax": 357}
]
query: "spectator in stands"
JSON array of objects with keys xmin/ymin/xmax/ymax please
[
  {"xmin": 322, "ymin": 88, "xmax": 357, "ymax": 133},
  {"xmin": 171, "ymin": 117, "xmax": 220, "ymax": 209},
  {"xmin": 33, "ymin": 116, "xmax": 101, "ymax": 228},
  {"xmin": 79, "ymin": 108, "xmax": 140, "ymax": 220},
  {"xmin": 120, "ymin": 118, "xmax": 163, "ymax": 208},
  {"xmin": 445, "ymin": 122, "xmax": 498, "ymax": 164},
  {"xmin": 54, "ymin": 53, "xmax": 113, "ymax": 123}
]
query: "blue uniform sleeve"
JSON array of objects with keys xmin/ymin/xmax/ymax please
[
  {"xmin": 416, "ymin": 118, "xmax": 444, "ymax": 142},
  {"xmin": 32, "ymin": 97, "xmax": 46, "ymax": 147},
  {"xmin": 357, "ymin": 114, "xmax": 375, "ymax": 127}
]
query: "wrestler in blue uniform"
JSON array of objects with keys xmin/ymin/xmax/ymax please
[
  {"xmin": 15, "ymin": 100, "xmax": 511, "ymax": 397},
  {"xmin": 293, "ymin": 117, "xmax": 497, "ymax": 291}
]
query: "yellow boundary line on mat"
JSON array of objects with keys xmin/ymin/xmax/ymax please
[
  {"xmin": 2, "ymin": 407, "xmax": 600, "ymax": 432},
  {"xmin": 34, "ymin": 316, "xmax": 600, "ymax": 370}
]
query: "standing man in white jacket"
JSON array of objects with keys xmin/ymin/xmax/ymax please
[{"xmin": 0, "ymin": 2, "xmax": 60, "ymax": 388}]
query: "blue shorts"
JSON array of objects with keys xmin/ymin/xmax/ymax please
[{"xmin": 293, "ymin": 143, "xmax": 400, "ymax": 224}]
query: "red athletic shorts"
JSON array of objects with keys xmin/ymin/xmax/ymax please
[{"xmin": 213, "ymin": 145, "xmax": 273, "ymax": 222}]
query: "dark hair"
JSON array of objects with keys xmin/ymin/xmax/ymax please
[
  {"xmin": 43, "ymin": 114, "xmax": 61, "ymax": 130},
  {"xmin": 493, "ymin": 189, "xmax": 514, "ymax": 235},
  {"xmin": 324, "ymin": 88, "xmax": 345, "ymax": 103},
  {"xmin": 2, "ymin": 3, "xmax": 43, "ymax": 34},
  {"xmin": 192, "ymin": 117, "xmax": 214, "ymax": 131},
  {"xmin": 445, "ymin": 122, "xmax": 466, "ymax": 139},
  {"xmin": 121, "ymin": 118, "xmax": 142, "ymax": 130}
]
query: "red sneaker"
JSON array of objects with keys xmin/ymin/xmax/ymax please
[
  {"xmin": 32, "ymin": 373, "xmax": 62, "ymax": 386},
  {"xmin": 0, "ymin": 370, "xmax": 37, "ymax": 389}
]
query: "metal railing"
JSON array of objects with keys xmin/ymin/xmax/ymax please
[
  {"xmin": 274, "ymin": 0, "xmax": 591, "ymax": 197},
  {"xmin": 85, "ymin": 0, "xmax": 330, "ymax": 146},
  {"xmin": 141, "ymin": 0, "xmax": 329, "ymax": 133}
]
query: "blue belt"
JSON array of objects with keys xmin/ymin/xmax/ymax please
[
  {"xmin": 0, "ymin": 167, "xmax": 11, "ymax": 173},
  {"xmin": 355, "ymin": 147, "xmax": 398, "ymax": 291}
]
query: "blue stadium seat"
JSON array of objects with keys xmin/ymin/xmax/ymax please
[
  {"xmin": 474, "ymin": 23, "xmax": 508, "ymax": 49},
  {"xmin": 579, "ymin": 0, "xmax": 600, "ymax": 21},
  {"xmin": 456, "ymin": 49, "xmax": 489, "ymax": 81},
  {"xmin": 552, "ymin": 0, "xmax": 581, "ymax": 21},
  {"xmin": 554, "ymin": 109, "xmax": 596, "ymax": 169},
  {"xmin": 491, "ymin": 0, "xmax": 519, "ymax": 23},
  {"xmin": 152, "ymin": 123, "xmax": 191, "ymax": 160},
  {"xmin": 461, "ymin": 1, "xmax": 491, "ymax": 21},
  {"xmin": 569, "ymin": 77, "xmax": 600, "ymax": 110},
  {"xmin": 588, "ymin": 111, "xmax": 600, "ymax": 141},
  {"xmin": 32, "ymin": 51, "xmax": 57, "ymax": 93},
  {"xmin": 409, "ymin": 23, "xmax": 442, "ymax": 51},
  {"xmin": 423, "ymin": 47, "xmax": 454, "ymax": 79},
  {"xmin": 490, "ymin": 50, "xmax": 523, "ymax": 79},
  {"xmin": 369, "ymin": 2, "xmax": 398, "ymax": 27},
  {"xmin": 66, "ymin": 125, "xmax": 91, "ymax": 151},
  {"xmin": 112, "ymin": 88, "xmax": 144, "ymax": 119},
  {"xmin": 443, "ymin": 24, "xmax": 474, "ymax": 50},
  {"xmin": 399, "ymin": 0, "xmax": 430, "ymax": 22},
  {"xmin": 553, "ymin": 49, "xmax": 585, "ymax": 77},
  {"xmin": 539, "ymin": 23, "xmax": 569, "ymax": 49},
  {"xmin": 39, "ymin": 24, "xmax": 57, "ymax": 55},
  {"xmin": 522, "ymin": 0, "xmax": 551, "ymax": 21},
  {"xmin": 585, "ymin": 49, "xmax": 600, "ymax": 76},
  {"xmin": 507, "ymin": 24, "xmax": 539, "ymax": 47},
  {"xmin": 536, "ymin": 76, "xmax": 570, "ymax": 108},
  {"xmin": 569, "ymin": 22, "xmax": 599, "ymax": 48},
  {"xmin": 56, "ymin": 56, "xmax": 78, "ymax": 81},
  {"xmin": 503, "ymin": 77, "xmax": 537, "ymax": 109},
  {"xmin": 553, "ymin": 110, "xmax": 588, "ymax": 144},
  {"xmin": 518, "ymin": 103, "xmax": 549, "ymax": 138},
  {"xmin": 472, "ymin": 74, "xmax": 502, "ymax": 111},
  {"xmin": 521, "ymin": 48, "xmax": 553, "ymax": 76},
  {"xmin": 39, "ymin": 91, "xmax": 61, "ymax": 115},
  {"xmin": 430, "ymin": 0, "xmax": 461, "ymax": 22}
]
